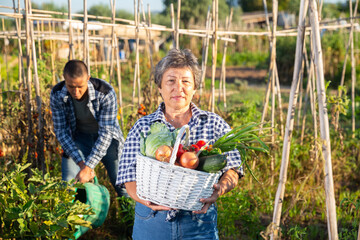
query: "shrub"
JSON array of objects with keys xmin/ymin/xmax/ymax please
[{"xmin": 0, "ymin": 163, "xmax": 93, "ymax": 240}]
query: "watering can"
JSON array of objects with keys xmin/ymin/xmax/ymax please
[{"xmin": 73, "ymin": 176, "xmax": 110, "ymax": 239}]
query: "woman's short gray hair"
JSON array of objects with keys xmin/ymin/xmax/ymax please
[{"xmin": 154, "ymin": 49, "xmax": 201, "ymax": 89}]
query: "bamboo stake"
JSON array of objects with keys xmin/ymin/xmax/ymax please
[
  {"xmin": 36, "ymin": 19, "xmax": 41, "ymax": 60},
  {"xmin": 136, "ymin": 0, "xmax": 141, "ymax": 107},
  {"xmin": 24, "ymin": 0, "xmax": 34, "ymax": 167},
  {"xmin": 309, "ymin": 38, "xmax": 319, "ymax": 165},
  {"xmin": 132, "ymin": 0, "xmax": 141, "ymax": 106},
  {"xmin": 13, "ymin": 0, "xmax": 25, "ymax": 92},
  {"xmin": 296, "ymin": 49, "xmax": 305, "ymax": 129},
  {"xmin": 2, "ymin": 19, "xmax": 9, "ymax": 90},
  {"xmin": 210, "ymin": 0, "xmax": 218, "ymax": 113},
  {"xmin": 260, "ymin": 0, "xmax": 282, "ymax": 136},
  {"xmin": 199, "ymin": 7, "xmax": 211, "ymax": 106},
  {"xmin": 270, "ymin": 0, "xmax": 278, "ymax": 145},
  {"xmin": 114, "ymin": 33, "xmax": 124, "ymax": 129},
  {"xmin": 83, "ymin": 0, "xmax": 90, "ymax": 73},
  {"xmin": 76, "ymin": 26, "xmax": 81, "ymax": 59},
  {"xmin": 334, "ymin": 0, "xmax": 359, "ymax": 131},
  {"xmin": 132, "ymin": 0, "xmax": 137, "ymax": 105},
  {"xmin": 68, "ymin": 0, "xmax": 75, "ymax": 60},
  {"xmin": 147, "ymin": 4, "xmax": 154, "ymax": 101},
  {"xmin": 141, "ymin": 1, "xmax": 155, "ymax": 101},
  {"xmin": 218, "ymin": 9, "xmax": 233, "ymax": 110},
  {"xmin": 349, "ymin": 0, "xmax": 356, "ymax": 139},
  {"xmin": 310, "ymin": 0, "xmax": 338, "ymax": 238},
  {"xmin": 300, "ymin": 46, "xmax": 314, "ymax": 145},
  {"xmin": 176, "ymin": 0, "xmax": 181, "ymax": 49},
  {"xmin": 29, "ymin": 0, "xmax": 45, "ymax": 172},
  {"xmin": 270, "ymin": 0, "xmax": 309, "ymax": 238},
  {"xmin": 109, "ymin": 0, "xmax": 116, "ymax": 82},
  {"xmin": 274, "ymin": 64, "xmax": 284, "ymax": 137},
  {"xmin": 48, "ymin": 21, "xmax": 55, "ymax": 85},
  {"xmin": 170, "ymin": 4, "xmax": 175, "ymax": 49}
]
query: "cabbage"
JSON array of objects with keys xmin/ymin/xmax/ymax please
[
  {"xmin": 143, "ymin": 122, "xmax": 174, "ymax": 158},
  {"xmin": 150, "ymin": 122, "xmax": 168, "ymax": 134}
]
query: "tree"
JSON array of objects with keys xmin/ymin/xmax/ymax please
[
  {"xmin": 88, "ymin": 4, "xmax": 112, "ymax": 18},
  {"xmin": 238, "ymin": 0, "xmax": 268, "ymax": 12},
  {"xmin": 162, "ymin": 0, "xmax": 231, "ymax": 28}
]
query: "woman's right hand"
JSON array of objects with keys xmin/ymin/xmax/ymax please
[
  {"xmin": 142, "ymin": 200, "xmax": 172, "ymax": 211},
  {"xmin": 125, "ymin": 181, "xmax": 172, "ymax": 211}
]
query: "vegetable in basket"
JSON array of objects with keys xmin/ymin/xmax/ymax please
[
  {"xmin": 140, "ymin": 122, "xmax": 174, "ymax": 158},
  {"xmin": 198, "ymin": 122, "xmax": 269, "ymax": 180}
]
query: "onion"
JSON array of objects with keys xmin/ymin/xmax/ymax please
[
  {"xmin": 179, "ymin": 151, "xmax": 199, "ymax": 169},
  {"xmin": 155, "ymin": 145, "xmax": 173, "ymax": 163}
]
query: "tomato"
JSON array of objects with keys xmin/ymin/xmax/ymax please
[
  {"xmin": 196, "ymin": 140, "xmax": 206, "ymax": 148},
  {"xmin": 189, "ymin": 144, "xmax": 200, "ymax": 153},
  {"xmin": 179, "ymin": 151, "xmax": 199, "ymax": 169},
  {"xmin": 177, "ymin": 144, "xmax": 186, "ymax": 158}
]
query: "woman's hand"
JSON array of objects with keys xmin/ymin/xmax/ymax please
[
  {"xmin": 193, "ymin": 183, "xmax": 221, "ymax": 214},
  {"xmin": 125, "ymin": 181, "xmax": 172, "ymax": 211},
  {"xmin": 193, "ymin": 169, "xmax": 239, "ymax": 214},
  {"xmin": 142, "ymin": 200, "xmax": 172, "ymax": 211}
]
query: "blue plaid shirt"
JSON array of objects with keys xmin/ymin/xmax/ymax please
[
  {"xmin": 50, "ymin": 77, "xmax": 124, "ymax": 169},
  {"xmin": 116, "ymin": 102, "xmax": 243, "ymax": 186}
]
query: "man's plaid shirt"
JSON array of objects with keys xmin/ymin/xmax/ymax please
[
  {"xmin": 50, "ymin": 77, "xmax": 124, "ymax": 169},
  {"xmin": 116, "ymin": 102, "xmax": 243, "ymax": 186}
]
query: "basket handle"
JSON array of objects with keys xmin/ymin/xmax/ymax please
[{"xmin": 169, "ymin": 125, "xmax": 189, "ymax": 165}]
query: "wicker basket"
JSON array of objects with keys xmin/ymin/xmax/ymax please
[{"xmin": 136, "ymin": 125, "xmax": 221, "ymax": 211}]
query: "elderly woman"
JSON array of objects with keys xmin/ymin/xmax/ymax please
[{"xmin": 116, "ymin": 49, "xmax": 242, "ymax": 239}]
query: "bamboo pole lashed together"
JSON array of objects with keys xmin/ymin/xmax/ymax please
[
  {"xmin": 210, "ymin": 0, "xmax": 218, "ymax": 113},
  {"xmin": 310, "ymin": 0, "xmax": 338, "ymax": 238},
  {"xmin": 24, "ymin": 0, "xmax": 34, "ymax": 165},
  {"xmin": 218, "ymin": 8, "xmax": 233, "ymax": 110},
  {"xmin": 170, "ymin": 4, "xmax": 175, "ymax": 49},
  {"xmin": 83, "ymin": 0, "xmax": 90, "ymax": 74},
  {"xmin": 199, "ymin": 6, "xmax": 211, "ymax": 106},
  {"xmin": 176, "ymin": 0, "xmax": 181, "ymax": 49},
  {"xmin": 270, "ymin": 0, "xmax": 309, "ymax": 238},
  {"xmin": 334, "ymin": 0, "xmax": 359, "ymax": 131},
  {"xmin": 349, "ymin": 0, "xmax": 357, "ymax": 139},
  {"xmin": 68, "ymin": 0, "xmax": 75, "ymax": 60},
  {"xmin": 29, "ymin": 0, "xmax": 45, "ymax": 172},
  {"xmin": 109, "ymin": 0, "xmax": 116, "ymax": 82}
]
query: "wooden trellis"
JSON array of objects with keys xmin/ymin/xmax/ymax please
[{"xmin": 0, "ymin": 0, "xmax": 359, "ymax": 238}]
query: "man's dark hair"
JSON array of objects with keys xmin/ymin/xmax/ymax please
[{"xmin": 63, "ymin": 60, "xmax": 88, "ymax": 78}]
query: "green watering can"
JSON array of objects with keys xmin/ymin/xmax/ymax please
[{"xmin": 73, "ymin": 176, "xmax": 110, "ymax": 239}]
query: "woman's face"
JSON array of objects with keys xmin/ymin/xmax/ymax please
[{"xmin": 159, "ymin": 67, "xmax": 196, "ymax": 111}]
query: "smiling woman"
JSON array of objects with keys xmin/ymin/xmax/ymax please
[{"xmin": 116, "ymin": 49, "xmax": 243, "ymax": 240}]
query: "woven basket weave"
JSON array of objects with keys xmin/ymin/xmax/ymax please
[{"xmin": 136, "ymin": 125, "xmax": 221, "ymax": 211}]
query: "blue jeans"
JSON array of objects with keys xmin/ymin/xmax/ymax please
[
  {"xmin": 132, "ymin": 203, "xmax": 219, "ymax": 240},
  {"xmin": 62, "ymin": 131, "xmax": 126, "ymax": 197}
]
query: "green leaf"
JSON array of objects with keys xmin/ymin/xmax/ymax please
[
  {"xmin": 29, "ymin": 221, "xmax": 39, "ymax": 235},
  {"xmin": 244, "ymin": 160, "xmax": 261, "ymax": 184},
  {"xmin": 17, "ymin": 218, "xmax": 29, "ymax": 235},
  {"xmin": 28, "ymin": 182, "xmax": 36, "ymax": 194}
]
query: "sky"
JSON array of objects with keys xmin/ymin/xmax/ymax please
[
  {"xmin": 2, "ymin": 0, "xmax": 165, "ymax": 13},
  {"xmin": 1, "ymin": 0, "xmax": 347, "ymax": 14}
]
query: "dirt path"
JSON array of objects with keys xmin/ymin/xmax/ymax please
[{"xmin": 205, "ymin": 66, "xmax": 267, "ymax": 83}]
